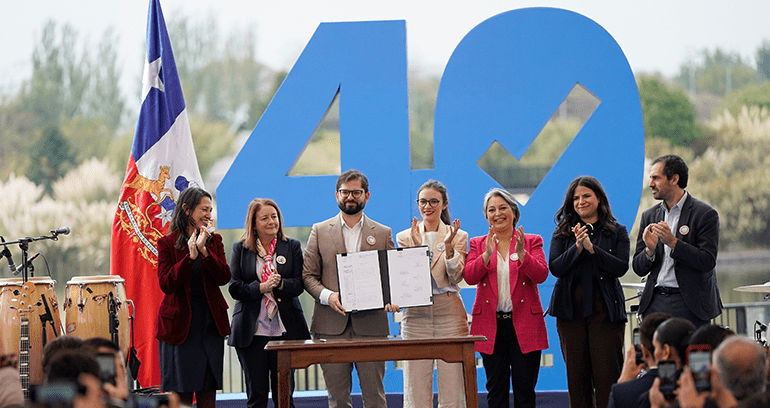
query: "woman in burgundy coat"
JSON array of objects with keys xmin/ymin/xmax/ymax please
[
  {"xmin": 463, "ymin": 188, "xmax": 548, "ymax": 408},
  {"xmin": 156, "ymin": 187, "xmax": 231, "ymax": 408}
]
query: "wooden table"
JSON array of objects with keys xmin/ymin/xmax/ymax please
[{"xmin": 265, "ymin": 335, "xmax": 486, "ymax": 408}]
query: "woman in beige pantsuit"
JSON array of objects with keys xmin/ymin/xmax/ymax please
[{"xmin": 396, "ymin": 180, "xmax": 469, "ymax": 408}]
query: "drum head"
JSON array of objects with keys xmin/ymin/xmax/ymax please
[
  {"xmin": 66, "ymin": 275, "xmax": 125, "ymax": 285},
  {"xmin": 0, "ymin": 277, "xmax": 56, "ymax": 287}
]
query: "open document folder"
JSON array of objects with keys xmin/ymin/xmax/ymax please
[{"xmin": 336, "ymin": 246, "xmax": 433, "ymax": 312}]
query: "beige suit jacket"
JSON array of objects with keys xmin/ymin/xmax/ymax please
[
  {"xmin": 302, "ymin": 213, "xmax": 395, "ymax": 336},
  {"xmin": 395, "ymin": 221, "xmax": 468, "ymax": 289}
]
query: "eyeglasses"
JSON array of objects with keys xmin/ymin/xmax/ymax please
[
  {"xmin": 417, "ymin": 199, "xmax": 443, "ymax": 207},
  {"xmin": 338, "ymin": 189, "xmax": 365, "ymax": 198}
]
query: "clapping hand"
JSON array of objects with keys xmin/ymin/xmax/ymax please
[
  {"xmin": 482, "ymin": 227, "xmax": 496, "ymax": 265},
  {"xmin": 410, "ymin": 217, "xmax": 422, "ymax": 246},
  {"xmin": 651, "ymin": 221, "xmax": 677, "ymax": 249},
  {"xmin": 572, "ymin": 223, "xmax": 594, "ymax": 254},
  {"xmin": 443, "ymin": 219, "xmax": 460, "ymax": 259},
  {"xmin": 514, "ymin": 225, "xmax": 527, "ymax": 262},
  {"xmin": 187, "ymin": 230, "xmax": 199, "ymax": 260},
  {"xmin": 195, "ymin": 222, "xmax": 211, "ymax": 258},
  {"xmin": 642, "ymin": 224, "xmax": 659, "ymax": 256}
]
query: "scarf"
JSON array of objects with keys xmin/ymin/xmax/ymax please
[{"xmin": 257, "ymin": 236, "xmax": 279, "ymax": 319}]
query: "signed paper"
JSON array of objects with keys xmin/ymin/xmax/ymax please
[
  {"xmin": 335, "ymin": 247, "xmax": 432, "ymax": 311},
  {"xmin": 386, "ymin": 247, "xmax": 432, "ymax": 307},
  {"xmin": 336, "ymin": 251, "xmax": 384, "ymax": 311}
]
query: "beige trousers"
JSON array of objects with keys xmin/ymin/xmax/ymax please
[{"xmin": 401, "ymin": 292, "xmax": 469, "ymax": 408}]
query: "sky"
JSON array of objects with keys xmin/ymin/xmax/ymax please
[{"xmin": 0, "ymin": 0, "xmax": 768, "ymax": 106}]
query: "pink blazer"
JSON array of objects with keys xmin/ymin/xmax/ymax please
[{"xmin": 463, "ymin": 232, "xmax": 549, "ymax": 355}]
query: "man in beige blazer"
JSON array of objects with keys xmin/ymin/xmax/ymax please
[{"xmin": 303, "ymin": 169, "xmax": 397, "ymax": 408}]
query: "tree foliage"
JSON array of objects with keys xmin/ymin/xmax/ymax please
[
  {"xmin": 722, "ymin": 82, "xmax": 770, "ymax": 116},
  {"xmin": 688, "ymin": 106, "xmax": 770, "ymax": 247},
  {"xmin": 27, "ymin": 126, "xmax": 75, "ymax": 196},
  {"xmin": 757, "ymin": 40, "xmax": 770, "ymax": 81},
  {"xmin": 676, "ymin": 48, "xmax": 758, "ymax": 96},
  {"xmin": 166, "ymin": 14, "xmax": 278, "ymax": 130},
  {"xmin": 0, "ymin": 160, "xmax": 120, "ymax": 280},
  {"xmin": 21, "ymin": 21, "xmax": 124, "ymax": 131},
  {"xmin": 409, "ymin": 73, "xmax": 440, "ymax": 169},
  {"xmin": 638, "ymin": 75, "xmax": 700, "ymax": 146}
]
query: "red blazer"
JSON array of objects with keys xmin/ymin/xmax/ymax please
[
  {"xmin": 155, "ymin": 231, "xmax": 231, "ymax": 345},
  {"xmin": 463, "ymin": 232, "xmax": 549, "ymax": 355}
]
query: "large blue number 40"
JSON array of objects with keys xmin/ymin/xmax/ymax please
[{"xmin": 217, "ymin": 7, "xmax": 643, "ymax": 391}]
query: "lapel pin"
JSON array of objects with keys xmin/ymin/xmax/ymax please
[
  {"xmin": 679, "ymin": 225, "xmax": 690, "ymax": 236},
  {"xmin": 367, "ymin": 235, "xmax": 376, "ymax": 246},
  {"xmin": 436, "ymin": 243, "xmax": 446, "ymax": 252},
  {"xmin": 510, "ymin": 253, "xmax": 519, "ymax": 261},
  {"xmin": 276, "ymin": 255, "xmax": 286, "ymax": 265}
]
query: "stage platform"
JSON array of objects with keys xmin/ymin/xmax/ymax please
[{"xmin": 215, "ymin": 390, "xmax": 570, "ymax": 407}]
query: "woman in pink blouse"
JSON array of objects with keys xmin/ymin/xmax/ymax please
[{"xmin": 463, "ymin": 188, "xmax": 548, "ymax": 408}]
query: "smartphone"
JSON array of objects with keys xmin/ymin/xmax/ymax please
[
  {"xmin": 30, "ymin": 381, "xmax": 84, "ymax": 407},
  {"xmin": 152, "ymin": 392, "xmax": 171, "ymax": 406},
  {"xmin": 95, "ymin": 352, "xmax": 117, "ymax": 386},
  {"xmin": 658, "ymin": 359, "xmax": 679, "ymax": 400},
  {"xmin": 633, "ymin": 328, "xmax": 643, "ymax": 365},
  {"xmin": 133, "ymin": 393, "xmax": 172, "ymax": 408},
  {"xmin": 686, "ymin": 344, "xmax": 712, "ymax": 392}
]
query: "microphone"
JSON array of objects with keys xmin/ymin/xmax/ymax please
[
  {"xmin": 50, "ymin": 227, "xmax": 71, "ymax": 236},
  {"xmin": 756, "ymin": 320, "xmax": 767, "ymax": 333},
  {"xmin": 1, "ymin": 238, "xmax": 16, "ymax": 275},
  {"xmin": 13, "ymin": 253, "xmax": 40, "ymax": 275}
]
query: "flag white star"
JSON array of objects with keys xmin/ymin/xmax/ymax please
[
  {"xmin": 141, "ymin": 56, "xmax": 164, "ymax": 103},
  {"xmin": 155, "ymin": 205, "xmax": 174, "ymax": 227}
]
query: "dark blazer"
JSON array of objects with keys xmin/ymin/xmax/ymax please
[
  {"xmin": 227, "ymin": 238, "xmax": 310, "ymax": 348},
  {"xmin": 547, "ymin": 222, "xmax": 629, "ymax": 322},
  {"xmin": 607, "ymin": 368, "xmax": 657, "ymax": 408},
  {"xmin": 155, "ymin": 232, "xmax": 231, "ymax": 345},
  {"xmin": 463, "ymin": 233, "xmax": 549, "ymax": 355},
  {"xmin": 302, "ymin": 214, "xmax": 395, "ymax": 336},
  {"xmin": 632, "ymin": 194, "xmax": 722, "ymax": 321}
]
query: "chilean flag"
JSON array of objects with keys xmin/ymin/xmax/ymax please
[{"xmin": 110, "ymin": 0, "xmax": 204, "ymax": 388}]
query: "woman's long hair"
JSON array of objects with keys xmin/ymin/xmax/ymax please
[
  {"xmin": 170, "ymin": 187, "xmax": 212, "ymax": 250},
  {"xmin": 417, "ymin": 180, "xmax": 451, "ymax": 226},
  {"xmin": 553, "ymin": 176, "xmax": 616, "ymax": 237},
  {"xmin": 242, "ymin": 198, "xmax": 286, "ymax": 252}
]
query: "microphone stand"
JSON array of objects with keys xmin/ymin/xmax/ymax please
[
  {"xmin": 39, "ymin": 295, "xmax": 58, "ymax": 348},
  {"xmin": 1, "ymin": 232, "xmax": 62, "ymax": 283},
  {"xmin": 108, "ymin": 292, "xmax": 120, "ymax": 348}
]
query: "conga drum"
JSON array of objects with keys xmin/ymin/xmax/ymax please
[
  {"xmin": 0, "ymin": 277, "xmax": 63, "ymax": 386},
  {"xmin": 64, "ymin": 276, "xmax": 131, "ymax": 359}
]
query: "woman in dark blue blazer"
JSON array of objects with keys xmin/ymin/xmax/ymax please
[
  {"xmin": 228, "ymin": 198, "xmax": 310, "ymax": 408},
  {"xmin": 547, "ymin": 176, "xmax": 629, "ymax": 408}
]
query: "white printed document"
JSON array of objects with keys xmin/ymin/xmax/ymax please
[{"xmin": 336, "ymin": 246, "xmax": 433, "ymax": 312}]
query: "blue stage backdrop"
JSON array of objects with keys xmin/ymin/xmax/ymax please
[{"xmin": 218, "ymin": 7, "xmax": 644, "ymax": 392}]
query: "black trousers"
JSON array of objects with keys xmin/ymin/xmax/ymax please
[
  {"xmin": 235, "ymin": 335, "xmax": 295, "ymax": 408},
  {"xmin": 644, "ymin": 290, "xmax": 709, "ymax": 328},
  {"xmin": 481, "ymin": 317, "xmax": 541, "ymax": 408}
]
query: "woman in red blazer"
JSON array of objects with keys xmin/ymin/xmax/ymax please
[
  {"xmin": 156, "ymin": 187, "xmax": 231, "ymax": 408},
  {"xmin": 463, "ymin": 188, "xmax": 548, "ymax": 408}
]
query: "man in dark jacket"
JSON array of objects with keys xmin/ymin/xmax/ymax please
[{"xmin": 632, "ymin": 155, "xmax": 721, "ymax": 328}]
